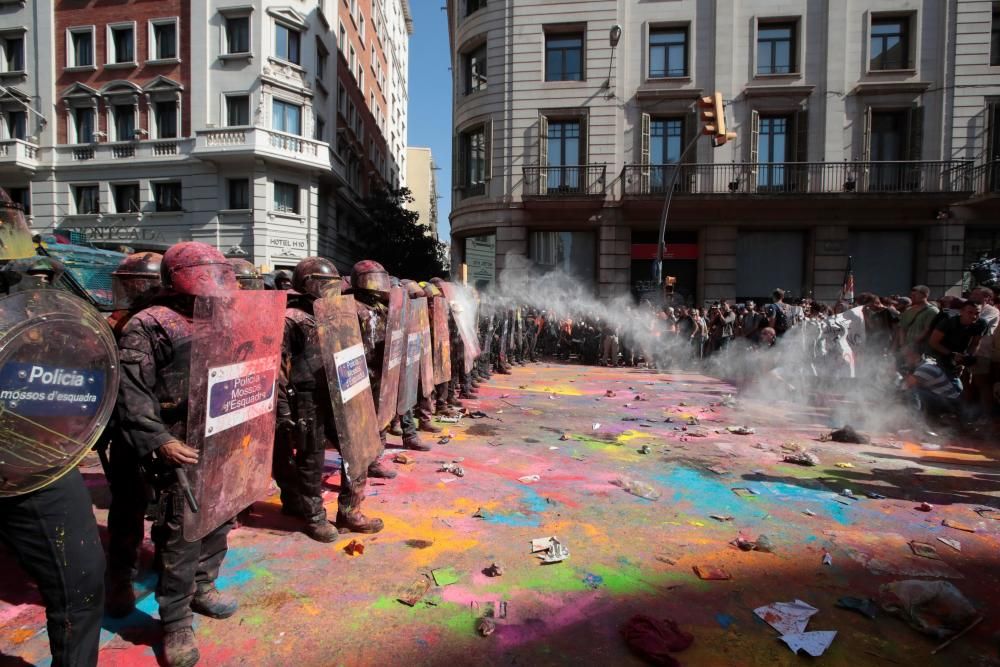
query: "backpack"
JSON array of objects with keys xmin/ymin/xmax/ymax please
[{"xmin": 772, "ymin": 304, "xmax": 790, "ymax": 333}]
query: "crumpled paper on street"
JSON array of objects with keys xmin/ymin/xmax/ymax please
[
  {"xmin": 754, "ymin": 599, "xmax": 837, "ymax": 656},
  {"xmin": 779, "ymin": 631, "xmax": 837, "ymax": 656}
]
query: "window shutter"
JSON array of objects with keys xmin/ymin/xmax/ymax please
[
  {"xmin": 861, "ymin": 105, "xmax": 872, "ymax": 162},
  {"xmin": 453, "ymin": 132, "xmax": 462, "ymax": 189},
  {"xmin": 794, "ymin": 108, "xmax": 809, "ymax": 162},
  {"xmin": 578, "ymin": 115, "xmax": 587, "ymax": 166},
  {"xmin": 484, "ymin": 117, "xmax": 493, "ymax": 181},
  {"xmin": 906, "ymin": 104, "xmax": 924, "ymax": 161},
  {"xmin": 749, "ymin": 109, "xmax": 759, "ymax": 191},
  {"xmin": 683, "ymin": 109, "xmax": 698, "ymax": 164},
  {"xmin": 640, "ymin": 112, "xmax": 650, "ymax": 193},
  {"xmin": 538, "ymin": 114, "xmax": 548, "ymax": 166}
]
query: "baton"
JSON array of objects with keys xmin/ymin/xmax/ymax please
[{"xmin": 175, "ymin": 467, "xmax": 199, "ymax": 514}]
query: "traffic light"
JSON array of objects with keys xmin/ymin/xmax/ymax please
[{"xmin": 699, "ymin": 93, "xmax": 737, "ymax": 147}]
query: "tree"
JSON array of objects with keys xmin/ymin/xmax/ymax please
[{"xmin": 360, "ymin": 186, "xmax": 447, "ymax": 279}]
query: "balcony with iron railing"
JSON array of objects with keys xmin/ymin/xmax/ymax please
[
  {"xmin": 969, "ymin": 160, "xmax": 1000, "ymax": 198},
  {"xmin": 0, "ymin": 139, "xmax": 39, "ymax": 172},
  {"xmin": 193, "ymin": 127, "xmax": 331, "ymax": 171},
  {"xmin": 522, "ymin": 165, "xmax": 607, "ymax": 198},
  {"xmin": 621, "ymin": 161, "xmax": 974, "ymax": 197}
]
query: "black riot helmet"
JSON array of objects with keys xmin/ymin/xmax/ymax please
[{"xmin": 292, "ymin": 257, "xmax": 341, "ymax": 299}]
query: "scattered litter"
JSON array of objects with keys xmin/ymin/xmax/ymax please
[
  {"xmin": 611, "ymin": 477, "xmax": 661, "ymax": 501},
  {"xmin": 476, "ymin": 617, "xmax": 496, "ymax": 637},
  {"xmin": 592, "ymin": 423, "xmax": 601, "ymax": 430},
  {"xmin": 783, "ymin": 450, "xmax": 820, "ymax": 466},
  {"xmin": 437, "ymin": 436, "xmax": 452, "ymax": 445},
  {"xmin": 822, "ymin": 551, "xmax": 833, "ymax": 566},
  {"xmin": 344, "ymin": 540, "xmax": 365, "ymax": 556},
  {"xmin": 499, "ymin": 394, "xmax": 510, "ymax": 399},
  {"xmin": 937, "ymin": 537, "xmax": 962, "ymax": 552},
  {"xmin": 731, "ymin": 487, "xmax": 759, "ymax": 498},
  {"xmin": 438, "ymin": 416, "xmax": 461, "ymax": 424},
  {"xmin": 467, "ymin": 410, "xmax": 491, "ymax": 419},
  {"xmin": 549, "ymin": 446, "xmax": 559, "ymax": 450},
  {"xmin": 655, "ymin": 554, "xmax": 678, "ymax": 565},
  {"xmin": 438, "ymin": 463, "xmax": 465, "ymax": 477},
  {"xmin": 517, "ymin": 474, "xmax": 540, "ymax": 484},
  {"xmin": 531, "ymin": 536, "xmax": 569, "ymax": 564},
  {"xmin": 686, "ymin": 417, "xmax": 700, "ymax": 426},
  {"xmin": 431, "ymin": 567, "xmax": 460, "ymax": 587},
  {"xmin": 638, "ymin": 445, "xmax": 652, "ymax": 455},
  {"xmin": 825, "ymin": 425, "xmax": 871, "ymax": 444},
  {"xmin": 754, "ymin": 599, "xmax": 818, "ymax": 635},
  {"xmin": 721, "ymin": 394, "xmax": 737, "ymax": 407},
  {"xmin": 693, "ymin": 565, "xmax": 731, "ymax": 580},
  {"xmin": 484, "ymin": 562, "xmax": 504, "ymax": 577},
  {"xmin": 803, "ymin": 509, "xmax": 816, "ymax": 517},
  {"xmin": 932, "ymin": 616, "xmax": 984, "ymax": 655},
  {"xmin": 780, "ymin": 631, "xmax": 837, "ymax": 657},
  {"xmin": 710, "ymin": 514, "xmax": 734, "ymax": 522},
  {"xmin": 472, "ymin": 507, "xmax": 490, "ymax": 519},
  {"xmin": 942, "ymin": 519, "xmax": 976, "ymax": 533},
  {"xmin": 405, "ymin": 539, "xmax": 434, "ymax": 549},
  {"xmin": 973, "ymin": 507, "xmax": 999, "ymax": 520},
  {"xmin": 583, "ymin": 573, "xmax": 604, "ymax": 589},
  {"xmin": 605, "ymin": 390, "xmax": 615, "ymax": 397},
  {"xmin": 866, "ymin": 491, "xmax": 887, "ymax": 499},
  {"xmin": 726, "ymin": 425, "xmax": 755, "ymax": 435},
  {"xmin": 716, "ymin": 613, "xmax": 735, "ymax": 629},
  {"xmin": 619, "ymin": 615, "xmax": 693, "ymax": 666},
  {"xmin": 397, "ymin": 578, "xmax": 431, "ymax": 606},
  {"xmin": 548, "ymin": 394, "xmax": 556, "ymax": 400},
  {"xmin": 836, "ymin": 596, "xmax": 878, "ymax": 619},
  {"xmin": 917, "ymin": 502, "xmax": 934, "ymax": 512},
  {"xmin": 393, "ymin": 452, "xmax": 414, "ymax": 464},
  {"xmin": 841, "ymin": 489, "xmax": 856, "ymax": 499},
  {"xmin": 835, "ymin": 462, "xmax": 855, "ymax": 469},
  {"xmin": 734, "ymin": 533, "xmax": 773, "ymax": 552},
  {"xmin": 706, "ymin": 465, "xmax": 728, "ymax": 475},
  {"xmin": 879, "ymin": 580, "xmax": 977, "ymax": 639},
  {"xmin": 909, "ymin": 541, "xmax": 941, "ymax": 560}
]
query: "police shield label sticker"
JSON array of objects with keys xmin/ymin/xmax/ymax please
[
  {"xmin": 406, "ymin": 333, "xmax": 422, "ymax": 366},
  {"xmin": 335, "ymin": 342, "xmax": 370, "ymax": 403},
  {"xmin": 205, "ymin": 355, "xmax": 279, "ymax": 437},
  {"xmin": 0, "ymin": 363, "xmax": 104, "ymax": 417},
  {"xmin": 388, "ymin": 329, "xmax": 405, "ymax": 370}
]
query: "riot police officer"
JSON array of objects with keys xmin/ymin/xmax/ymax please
[
  {"xmin": 0, "ymin": 191, "xmax": 108, "ymax": 666},
  {"xmin": 116, "ymin": 242, "xmax": 241, "ymax": 667},
  {"xmin": 273, "ymin": 257, "xmax": 344, "ymax": 542},
  {"xmin": 227, "ymin": 258, "xmax": 265, "ymax": 290}
]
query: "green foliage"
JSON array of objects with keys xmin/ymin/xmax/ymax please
[{"xmin": 360, "ymin": 187, "xmax": 447, "ymax": 279}]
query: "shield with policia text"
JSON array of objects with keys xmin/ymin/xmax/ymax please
[
  {"xmin": 438, "ymin": 281, "xmax": 480, "ymax": 373},
  {"xmin": 377, "ymin": 286, "xmax": 405, "ymax": 429},
  {"xmin": 396, "ymin": 295, "xmax": 425, "ymax": 415},
  {"xmin": 0, "ymin": 290, "xmax": 120, "ymax": 497},
  {"xmin": 183, "ymin": 290, "xmax": 286, "ymax": 541},
  {"xmin": 498, "ymin": 311, "xmax": 509, "ymax": 366},
  {"xmin": 416, "ymin": 298, "xmax": 434, "ymax": 397},
  {"xmin": 314, "ymin": 293, "xmax": 382, "ymax": 483},
  {"xmin": 429, "ymin": 294, "xmax": 451, "ymax": 384}
]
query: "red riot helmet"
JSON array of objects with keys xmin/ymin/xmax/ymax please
[
  {"xmin": 161, "ymin": 242, "xmax": 236, "ymax": 297},
  {"xmin": 227, "ymin": 258, "xmax": 264, "ymax": 290},
  {"xmin": 351, "ymin": 260, "xmax": 391, "ymax": 299},
  {"xmin": 419, "ymin": 281, "xmax": 441, "ymax": 299},
  {"xmin": 112, "ymin": 252, "xmax": 162, "ymax": 309},
  {"xmin": 293, "ymin": 257, "xmax": 341, "ymax": 299},
  {"xmin": 401, "ymin": 279, "xmax": 424, "ymax": 299}
]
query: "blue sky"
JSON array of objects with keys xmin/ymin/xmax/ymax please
[{"xmin": 408, "ymin": 2, "xmax": 453, "ymax": 243}]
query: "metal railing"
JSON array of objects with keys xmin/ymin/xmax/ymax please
[
  {"xmin": 970, "ymin": 160, "xmax": 1000, "ymax": 196},
  {"xmin": 621, "ymin": 160, "xmax": 974, "ymax": 196},
  {"xmin": 523, "ymin": 165, "xmax": 607, "ymax": 197}
]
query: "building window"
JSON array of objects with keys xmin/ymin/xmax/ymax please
[
  {"xmin": 650, "ymin": 117, "xmax": 683, "ymax": 192},
  {"xmin": 272, "ymin": 99, "xmax": 302, "ymax": 135},
  {"xmin": 359, "ymin": 15, "xmax": 366, "ymax": 43},
  {"xmin": 73, "ymin": 185, "xmax": 100, "ymax": 214},
  {"xmin": 109, "ymin": 24, "xmax": 135, "ymax": 64},
  {"xmin": 547, "ymin": 119, "xmax": 582, "ymax": 189},
  {"xmin": 113, "ymin": 183, "xmax": 140, "ymax": 213},
  {"xmin": 275, "ymin": 23, "xmax": 300, "ymax": 64},
  {"xmin": 112, "ymin": 104, "xmax": 135, "ymax": 141},
  {"xmin": 315, "ymin": 115, "xmax": 325, "ymax": 141},
  {"xmin": 153, "ymin": 182, "xmax": 182, "ymax": 212},
  {"xmin": 225, "ymin": 15, "xmax": 250, "ymax": 54},
  {"xmin": 68, "ymin": 28, "xmax": 94, "ymax": 68},
  {"xmin": 338, "ymin": 22, "xmax": 346, "ymax": 54},
  {"xmin": 317, "ymin": 41, "xmax": 328, "ymax": 79},
  {"xmin": 6, "ymin": 111, "xmax": 26, "ymax": 140},
  {"xmin": 649, "ymin": 28, "xmax": 687, "ymax": 78},
  {"xmin": 757, "ymin": 22, "xmax": 795, "ymax": 75},
  {"xmin": 8, "ymin": 187, "xmax": 29, "ymax": 215},
  {"xmin": 228, "ymin": 178, "xmax": 250, "ymax": 209},
  {"xmin": 870, "ymin": 16, "xmax": 910, "ymax": 71},
  {"xmin": 466, "ymin": 0, "xmax": 486, "ymax": 17},
  {"xmin": 463, "ymin": 42, "xmax": 487, "ymax": 94},
  {"xmin": 545, "ymin": 33, "xmax": 584, "ymax": 81},
  {"xmin": 154, "ymin": 101, "xmax": 177, "ymax": 138},
  {"xmin": 273, "ymin": 181, "xmax": 299, "ymax": 213},
  {"xmin": 74, "ymin": 107, "xmax": 94, "ymax": 143},
  {"xmin": 1, "ymin": 33, "xmax": 24, "ymax": 73},
  {"xmin": 349, "ymin": 45, "xmax": 356, "ymax": 73},
  {"xmin": 226, "ymin": 95, "xmax": 249, "ymax": 126},
  {"xmin": 992, "ymin": 6, "xmax": 1000, "ymax": 66},
  {"xmin": 758, "ymin": 114, "xmax": 791, "ymax": 189},
  {"xmin": 460, "ymin": 125, "xmax": 486, "ymax": 195},
  {"xmin": 337, "ymin": 82, "xmax": 347, "ymax": 115},
  {"xmin": 151, "ymin": 19, "xmax": 178, "ymax": 61}
]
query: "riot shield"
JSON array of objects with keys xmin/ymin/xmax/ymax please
[
  {"xmin": 498, "ymin": 312, "xmax": 509, "ymax": 366},
  {"xmin": 314, "ymin": 294, "xmax": 381, "ymax": 483},
  {"xmin": 396, "ymin": 296, "xmax": 424, "ymax": 415},
  {"xmin": 377, "ymin": 286, "xmax": 405, "ymax": 429},
  {"xmin": 429, "ymin": 295, "xmax": 452, "ymax": 384},
  {"xmin": 438, "ymin": 282, "xmax": 481, "ymax": 373},
  {"xmin": 416, "ymin": 298, "xmax": 434, "ymax": 397},
  {"xmin": 0, "ymin": 290, "xmax": 119, "ymax": 497},
  {"xmin": 183, "ymin": 291, "xmax": 286, "ymax": 541}
]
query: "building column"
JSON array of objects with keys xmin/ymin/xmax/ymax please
[
  {"xmin": 812, "ymin": 225, "xmax": 849, "ymax": 304},
  {"xmin": 598, "ymin": 220, "xmax": 630, "ymax": 300},
  {"xmin": 701, "ymin": 225, "xmax": 736, "ymax": 303},
  {"xmin": 495, "ymin": 223, "xmax": 526, "ymax": 280},
  {"xmin": 924, "ymin": 223, "xmax": 965, "ymax": 297}
]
